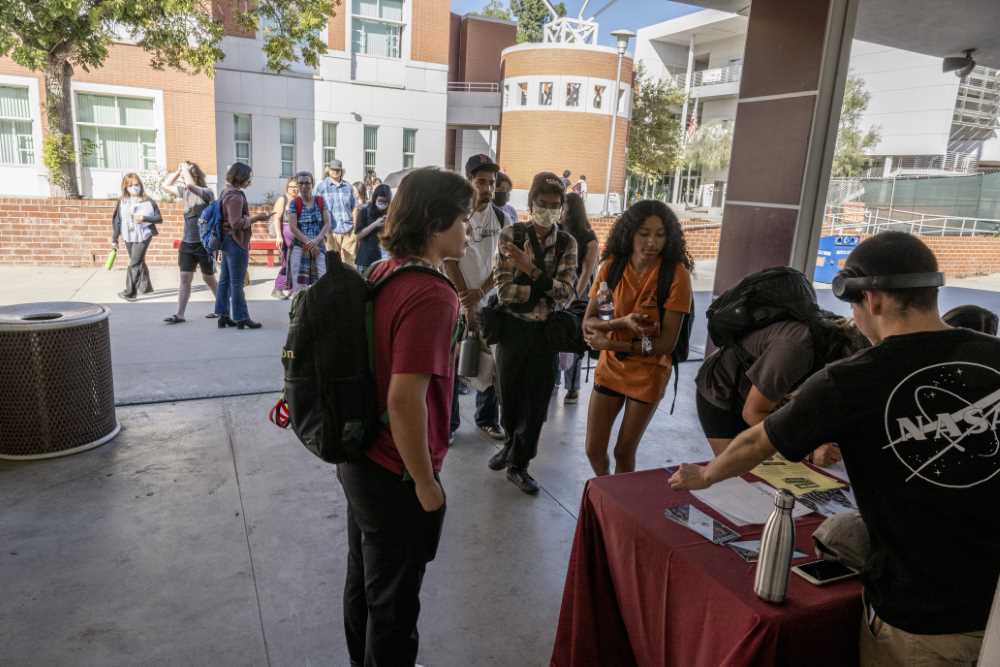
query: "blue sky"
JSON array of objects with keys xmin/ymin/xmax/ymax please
[{"xmin": 448, "ymin": 0, "xmax": 700, "ymax": 52}]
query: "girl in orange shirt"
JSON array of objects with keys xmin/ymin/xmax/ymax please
[{"xmin": 583, "ymin": 200, "xmax": 694, "ymax": 475}]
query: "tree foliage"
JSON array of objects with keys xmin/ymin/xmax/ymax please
[
  {"xmin": 510, "ymin": 0, "xmax": 565, "ymax": 43},
  {"xmin": 0, "ymin": 0, "xmax": 337, "ymax": 196},
  {"xmin": 684, "ymin": 121, "xmax": 734, "ymax": 172},
  {"xmin": 627, "ymin": 66, "xmax": 684, "ymax": 180},
  {"xmin": 832, "ymin": 74, "xmax": 880, "ymax": 177},
  {"xmin": 479, "ymin": 0, "xmax": 513, "ymax": 20}
]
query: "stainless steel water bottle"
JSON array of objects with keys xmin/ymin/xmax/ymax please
[
  {"xmin": 754, "ymin": 490, "xmax": 796, "ymax": 603},
  {"xmin": 458, "ymin": 331, "xmax": 480, "ymax": 378}
]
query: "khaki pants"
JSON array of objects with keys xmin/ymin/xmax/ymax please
[
  {"xmin": 327, "ymin": 231, "xmax": 357, "ymax": 266},
  {"xmin": 860, "ymin": 612, "xmax": 984, "ymax": 666}
]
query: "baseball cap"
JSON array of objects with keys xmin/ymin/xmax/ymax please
[
  {"xmin": 465, "ymin": 154, "xmax": 500, "ymax": 178},
  {"xmin": 328, "ymin": 159, "xmax": 343, "ymax": 170}
]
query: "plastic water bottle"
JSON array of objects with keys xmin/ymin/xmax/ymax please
[
  {"xmin": 597, "ymin": 281, "xmax": 614, "ymax": 321},
  {"xmin": 754, "ymin": 490, "xmax": 796, "ymax": 603}
]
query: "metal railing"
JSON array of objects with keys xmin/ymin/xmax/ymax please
[
  {"xmin": 826, "ymin": 205, "xmax": 1000, "ymax": 237},
  {"xmin": 691, "ymin": 63, "xmax": 742, "ymax": 88},
  {"xmin": 892, "ymin": 152, "xmax": 979, "ymax": 174},
  {"xmin": 447, "ymin": 81, "xmax": 500, "ymax": 93}
]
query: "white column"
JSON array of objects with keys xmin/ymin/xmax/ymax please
[{"xmin": 671, "ymin": 34, "xmax": 695, "ymax": 205}]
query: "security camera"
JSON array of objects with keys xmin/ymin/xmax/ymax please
[{"xmin": 943, "ymin": 49, "xmax": 976, "ymax": 79}]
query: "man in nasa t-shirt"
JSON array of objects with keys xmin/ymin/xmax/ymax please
[{"xmin": 669, "ymin": 232, "xmax": 1000, "ymax": 664}]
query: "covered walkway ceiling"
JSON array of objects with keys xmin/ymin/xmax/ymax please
[{"xmin": 678, "ymin": 0, "xmax": 1000, "ymax": 69}]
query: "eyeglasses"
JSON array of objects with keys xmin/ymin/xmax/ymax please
[
  {"xmin": 297, "ymin": 181, "xmax": 313, "ymax": 186},
  {"xmin": 533, "ymin": 201, "xmax": 562, "ymax": 210}
]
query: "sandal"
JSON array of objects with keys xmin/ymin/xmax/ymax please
[{"xmin": 163, "ymin": 315, "xmax": 186, "ymax": 324}]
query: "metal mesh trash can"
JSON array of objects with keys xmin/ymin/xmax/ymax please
[{"xmin": 0, "ymin": 302, "xmax": 119, "ymax": 460}]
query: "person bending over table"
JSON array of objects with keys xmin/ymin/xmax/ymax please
[{"xmin": 671, "ymin": 232, "xmax": 1000, "ymax": 667}]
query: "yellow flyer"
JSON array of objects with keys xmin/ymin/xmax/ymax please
[{"xmin": 751, "ymin": 454, "xmax": 846, "ymax": 496}]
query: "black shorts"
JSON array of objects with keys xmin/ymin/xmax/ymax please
[
  {"xmin": 178, "ymin": 242, "xmax": 214, "ymax": 274},
  {"xmin": 594, "ymin": 384, "xmax": 651, "ymax": 405},
  {"xmin": 695, "ymin": 391, "xmax": 749, "ymax": 440}
]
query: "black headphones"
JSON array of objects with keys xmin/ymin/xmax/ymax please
[{"xmin": 832, "ymin": 266, "xmax": 945, "ymax": 303}]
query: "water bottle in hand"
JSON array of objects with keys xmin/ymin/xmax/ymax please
[{"xmin": 597, "ymin": 281, "xmax": 614, "ymax": 321}]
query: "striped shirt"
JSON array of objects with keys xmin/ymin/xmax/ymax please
[
  {"xmin": 315, "ymin": 177, "xmax": 355, "ymax": 233},
  {"xmin": 493, "ymin": 222, "xmax": 578, "ymax": 322}
]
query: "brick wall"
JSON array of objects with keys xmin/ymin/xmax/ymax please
[
  {"xmin": 411, "ymin": 0, "xmax": 452, "ymax": 65},
  {"xmin": 502, "ymin": 48, "xmax": 634, "ymax": 81},
  {"xmin": 0, "ymin": 197, "xmax": 276, "ymax": 267},
  {"xmin": 458, "ymin": 17, "xmax": 517, "ymax": 82}
]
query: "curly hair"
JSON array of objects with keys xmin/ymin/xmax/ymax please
[{"xmin": 601, "ymin": 199, "xmax": 693, "ymax": 270}]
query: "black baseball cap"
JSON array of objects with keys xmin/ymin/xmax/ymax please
[{"xmin": 465, "ymin": 154, "xmax": 500, "ymax": 178}]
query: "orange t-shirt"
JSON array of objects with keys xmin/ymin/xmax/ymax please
[{"xmin": 588, "ymin": 259, "xmax": 694, "ymax": 403}]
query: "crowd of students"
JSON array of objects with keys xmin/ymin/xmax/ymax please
[{"xmin": 109, "ymin": 157, "xmax": 999, "ymax": 666}]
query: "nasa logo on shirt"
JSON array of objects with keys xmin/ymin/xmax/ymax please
[{"xmin": 883, "ymin": 362, "xmax": 1000, "ymax": 489}]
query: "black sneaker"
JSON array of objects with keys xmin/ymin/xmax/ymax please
[
  {"xmin": 564, "ymin": 390, "xmax": 579, "ymax": 405},
  {"xmin": 488, "ymin": 447, "xmax": 509, "ymax": 471},
  {"xmin": 507, "ymin": 467, "xmax": 539, "ymax": 495},
  {"xmin": 479, "ymin": 424, "xmax": 506, "ymax": 441}
]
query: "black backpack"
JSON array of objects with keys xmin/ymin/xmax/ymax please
[
  {"xmin": 706, "ymin": 266, "xmax": 818, "ymax": 349},
  {"xmin": 276, "ymin": 255, "xmax": 454, "ymax": 463},
  {"xmin": 601, "ymin": 254, "xmax": 694, "ymax": 412}
]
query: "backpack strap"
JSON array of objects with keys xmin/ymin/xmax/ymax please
[
  {"xmin": 315, "ymin": 195, "xmax": 325, "ymax": 212},
  {"xmin": 292, "ymin": 196, "xmax": 303, "ymax": 217},
  {"xmin": 491, "ymin": 204, "xmax": 507, "ymax": 227}
]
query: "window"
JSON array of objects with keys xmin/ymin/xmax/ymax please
[
  {"xmin": 233, "ymin": 113, "xmax": 252, "ymax": 166},
  {"xmin": 518, "ymin": 82, "xmax": 528, "ymax": 106},
  {"xmin": 402, "ymin": 128, "xmax": 416, "ymax": 169},
  {"xmin": 617, "ymin": 86, "xmax": 626, "ymax": 113},
  {"xmin": 76, "ymin": 93, "xmax": 157, "ymax": 170},
  {"xmin": 352, "ymin": 0, "xmax": 404, "ymax": 59},
  {"xmin": 0, "ymin": 86, "xmax": 34, "ymax": 166},
  {"xmin": 594, "ymin": 85, "xmax": 606, "ymax": 110},
  {"xmin": 364, "ymin": 125, "xmax": 378, "ymax": 174},
  {"xmin": 539, "ymin": 82, "xmax": 553, "ymax": 106},
  {"xmin": 565, "ymin": 82, "xmax": 581, "ymax": 108},
  {"xmin": 279, "ymin": 118, "xmax": 296, "ymax": 178},
  {"xmin": 322, "ymin": 121, "xmax": 337, "ymax": 166},
  {"xmin": 503, "ymin": 84, "xmax": 510, "ymax": 108}
]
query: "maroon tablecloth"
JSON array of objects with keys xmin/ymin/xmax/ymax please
[{"xmin": 551, "ymin": 469, "xmax": 863, "ymax": 666}]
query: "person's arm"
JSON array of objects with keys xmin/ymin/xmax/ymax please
[
  {"xmin": 574, "ymin": 239, "xmax": 599, "ymax": 297},
  {"xmin": 288, "ymin": 210, "xmax": 310, "ymax": 247},
  {"xmin": 670, "ymin": 422, "xmax": 777, "ymax": 490},
  {"xmin": 742, "ymin": 385, "xmax": 780, "ymax": 426},
  {"xmin": 541, "ymin": 235, "xmax": 577, "ymax": 308},
  {"xmin": 142, "ymin": 200, "xmax": 162, "ymax": 224},
  {"xmin": 356, "ymin": 219, "xmax": 384, "ymax": 241},
  {"xmin": 270, "ymin": 196, "xmax": 286, "ymax": 244},
  {"xmin": 186, "ymin": 183, "xmax": 213, "ymax": 205},
  {"xmin": 386, "ymin": 373, "xmax": 444, "ymax": 512},
  {"xmin": 161, "ymin": 168, "xmax": 182, "ymax": 197},
  {"xmin": 494, "ymin": 227, "xmax": 533, "ymax": 306},
  {"xmin": 111, "ymin": 202, "xmax": 122, "ymax": 245},
  {"xmin": 221, "ymin": 192, "xmax": 249, "ymax": 230},
  {"xmin": 316, "ymin": 208, "xmax": 332, "ymax": 243}
]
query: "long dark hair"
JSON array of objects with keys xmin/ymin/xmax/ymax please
[
  {"xmin": 367, "ymin": 183, "xmax": 392, "ymax": 216},
  {"xmin": 601, "ymin": 199, "xmax": 693, "ymax": 270},
  {"xmin": 562, "ymin": 192, "xmax": 592, "ymax": 237}
]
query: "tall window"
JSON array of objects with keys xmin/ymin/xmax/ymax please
[
  {"xmin": 617, "ymin": 86, "xmax": 627, "ymax": 113},
  {"xmin": 402, "ymin": 128, "xmax": 416, "ymax": 169},
  {"xmin": 518, "ymin": 82, "xmax": 528, "ymax": 106},
  {"xmin": 322, "ymin": 121, "xmax": 337, "ymax": 166},
  {"xmin": 503, "ymin": 84, "xmax": 510, "ymax": 108},
  {"xmin": 565, "ymin": 82, "xmax": 581, "ymax": 108},
  {"xmin": 279, "ymin": 118, "xmax": 296, "ymax": 178},
  {"xmin": 76, "ymin": 93, "xmax": 157, "ymax": 170},
  {"xmin": 0, "ymin": 86, "xmax": 34, "ymax": 166},
  {"xmin": 593, "ymin": 85, "xmax": 606, "ymax": 110},
  {"xmin": 352, "ymin": 0, "xmax": 404, "ymax": 59},
  {"xmin": 234, "ymin": 113, "xmax": 252, "ymax": 165},
  {"xmin": 363, "ymin": 125, "xmax": 378, "ymax": 175},
  {"xmin": 539, "ymin": 82, "xmax": 553, "ymax": 106}
]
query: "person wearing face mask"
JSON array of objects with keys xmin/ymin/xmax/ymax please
[
  {"xmin": 112, "ymin": 173, "xmax": 162, "ymax": 302},
  {"xmin": 494, "ymin": 172, "xmax": 518, "ymax": 225},
  {"xmin": 443, "ymin": 154, "xmax": 509, "ymax": 444},
  {"xmin": 355, "ymin": 183, "xmax": 392, "ymax": 273},
  {"xmin": 488, "ymin": 172, "xmax": 578, "ymax": 494},
  {"xmin": 582, "ymin": 200, "xmax": 694, "ymax": 476}
]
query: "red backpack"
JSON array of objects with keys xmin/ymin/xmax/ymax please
[{"xmin": 291, "ymin": 196, "xmax": 325, "ymax": 217}]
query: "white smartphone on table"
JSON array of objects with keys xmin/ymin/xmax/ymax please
[{"xmin": 791, "ymin": 559, "xmax": 859, "ymax": 586}]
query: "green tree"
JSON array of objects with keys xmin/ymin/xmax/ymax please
[
  {"xmin": 832, "ymin": 74, "xmax": 880, "ymax": 177},
  {"xmin": 510, "ymin": 0, "xmax": 566, "ymax": 43},
  {"xmin": 479, "ymin": 0, "xmax": 513, "ymax": 20},
  {"xmin": 684, "ymin": 121, "xmax": 734, "ymax": 172},
  {"xmin": 0, "ymin": 0, "xmax": 337, "ymax": 197},
  {"xmin": 627, "ymin": 66, "xmax": 684, "ymax": 199}
]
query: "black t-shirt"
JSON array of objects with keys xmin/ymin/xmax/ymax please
[
  {"xmin": 567, "ymin": 227, "xmax": 597, "ymax": 282},
  {"xmin": 764, "ymin": 328, "xmax": 1000, "ymax": 634}
]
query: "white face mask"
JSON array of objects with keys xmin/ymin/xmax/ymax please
[
  {"xmin": 531, "ymin": 208, "xmax": 561, "ymax": 228},
  {"xmin": 128, "ymin": 185, "xmax": 142, "ymax": 196},
  {"xmin": 375, "ymin": 200, "xmax": 388, "ymax": 211}
]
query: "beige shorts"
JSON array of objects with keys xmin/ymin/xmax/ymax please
[
  {"xmin": 327, "ymin": 231, "xmax": 357, "ymax": 265},
  {"xmin": 859, "ymin": 610, "xmax": 983, "ymax": 666}
]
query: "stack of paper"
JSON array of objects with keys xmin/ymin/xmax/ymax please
[
  {"xmin": 691, "ymin": 477, "xmax": 812, "ymax": 526},
  {"xmin": 750, "ymin": 454, "xmax": 846, "ymax": 496}
]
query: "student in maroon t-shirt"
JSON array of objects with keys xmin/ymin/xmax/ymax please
[{"xmin": 337, "ymin": 167, "xmax": 473, "ymax": 667}]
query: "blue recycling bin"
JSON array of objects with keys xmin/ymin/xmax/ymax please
[{"xmin": 814, "ymin": 235, "xmax": 859, "ymax": 283}]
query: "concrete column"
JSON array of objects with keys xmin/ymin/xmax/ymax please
[
  {"xmin": 672, "ymin": 34, "xmax": 696, "ymax": 205},
  {"xmin": 712, "ymin": 0, "xmax": 858, "ymax": 295}
]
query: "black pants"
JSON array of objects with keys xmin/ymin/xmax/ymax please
[
  {"xmin": 338, "ymin": 457, "xmax": 446, "ymax": 667},
  {"xmin": 495, "ymin": 319, "xmax": 557, "ymax": 469},
  {"xmin": 123, "ymin": 239, "xmax": 153, "ymax": 297}
]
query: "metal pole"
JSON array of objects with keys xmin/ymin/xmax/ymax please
[
  {"xmin": 488, "ymin": 125, "xmax": 495, "ymax": 159},
  {"xmin": 672, "ymin": 33, "xmax": 695, "ymax": 205},
  {"xmin": 602, "ymin": 49, "xmax": 626, "ymax": 216}
]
